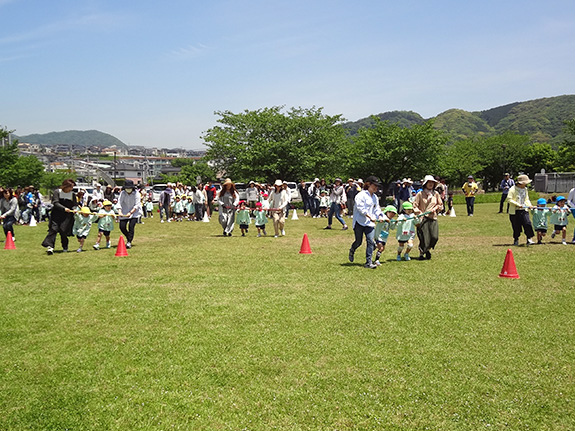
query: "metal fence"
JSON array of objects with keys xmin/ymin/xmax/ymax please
[{"xmin": 533, "ymin": 172, "xmax": 575, "ymax": 193}]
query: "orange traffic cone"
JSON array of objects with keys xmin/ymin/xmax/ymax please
[
  {"xmin": 4, "ymin": 232, "xmax": 16, "ymax": 250},
  {"xmin": 115, "ymin": 236, "xmax": 129, "ymax": 257},
  {"xmin": 299, "ymin": 233, "xmax": 312, "ymax": 254},
  {"xmin": 499, "ymin": 248, "xmax": 519, "ymax": 279}
]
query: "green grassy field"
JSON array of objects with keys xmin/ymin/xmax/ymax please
[{"xmin": 1, "ymin": 203, "xmax": 574, "ymax": 430}]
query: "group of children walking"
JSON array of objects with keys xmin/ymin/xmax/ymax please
[
  {"xmin": 531, "ymin": 196, "xmax": 574, "ymax": 245},
  {"xmin": 372, "ymin": 201, "xmax": 428, "ymax": 265},
  {"xmin": 71, "ymin": 200, "xmax": 118, "ymax": 252},
  {"xmin": 235, "ymin": 201, "xmax": 269, "ymax": 237}
]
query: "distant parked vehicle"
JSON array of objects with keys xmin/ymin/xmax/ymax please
[
  {"xmin": 151, "ymin": 184, "xmax": 168, "ymax": 203},
  {"xmin": 73, "ymin": 185, "xmax": 95, "ymax": 197},
  {"xmin": 235, "ymin": 183, "xmax": 247, "ymax": 201},
  {"xmin": 285, "ymin": 182, "xmax": 300, "ymax": 201}
]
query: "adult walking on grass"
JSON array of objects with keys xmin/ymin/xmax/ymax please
[
  {"xmin": 41, "ymin": 179, "xmax": 78, "ymax": 255},
  {"xmin": 348, "ymin": 176, "xmax": 384, "ymax": 269},
  {"xmin": 506, "ymin": 174, "xmax": 535, "ymax": 246},
  {"xmin": 345, "ymin": 178, "xmax": 361, "ymax": 217},
  {"xmin": 218, "ymin": 178, "xmax": 239, "ymax": 236},
  {"xmin": 324, "ymin": 178, "xmax": 348, "ymax": 230},
  {"xmin": 0, "ymin": 188, "xmax": 19, "ymax": 242},
  {"xmin": 413, "ymin": 175, "xmax": 443, "ymax": 260},
  {"xmin": 462, "ymin": 175, "xmax": 478, "ymax": 216},
  {"xmin": 499, "ymin": 173, "xmax": 514, "ymax": 214},
  {"xmin": 268, "ymin": 180, "xmax": 289, "ymax": 237},
  {"xmin": 118, "ymin": 179, "xmax": 142, "ymax": 249},
  {"xmin": 308, "ymin": 178, "xmax": 321, "ymax": 218}
]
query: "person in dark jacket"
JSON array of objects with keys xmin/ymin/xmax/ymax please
[
  {"xmin": 41, "ymin": 179, "xmax": 77, "ymax": 254},
  {"xmin": 0, "ymin": 187, "xmax": 19, "ymax": 241}
]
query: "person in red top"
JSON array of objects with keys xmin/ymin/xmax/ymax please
[{"xmin": 205, "ymin": 180, "xmax": 217, "ymax": 218}]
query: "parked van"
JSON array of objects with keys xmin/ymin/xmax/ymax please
[
  {"xmin": 151, "ymin": 184, "xmax": 168, "ymax": 203},
  {"xmin": 285, "ymin": 181, "xmax": 300, "ymax": 201}
]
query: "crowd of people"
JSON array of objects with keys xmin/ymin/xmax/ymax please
[
  {"xmin": 505, "ymin": 174, "xmax": 575, "ymax": 246},
  {"xmin": 2, "ymin": 173, "xmax": 575, "ymax": 260}
]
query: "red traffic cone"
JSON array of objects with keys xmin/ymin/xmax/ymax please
[
  {"xmin": 115, "ymin": 236, "xmax": 129, "ymax": 257},
  {"xmin": 499, "ymin": 248, "xmax": 519, "ymax": 279},
  {"xmin": 4, "ymin": 232, "xmax": 16, "ymax": 250},
  {"xmin": 299, "ymin": 233, "xmax": 312, "ymax": 254}
]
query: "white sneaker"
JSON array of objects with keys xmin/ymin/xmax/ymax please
[
  {"xmin": 375, "ymin": 260, "xmax": 381, "ymax": 266},
  {"xmin": 46, "ymin": 246, "xmax": 54, "ymax": 255},
  {"xmin": 527, "ymin": 239, "xmax": 535, "ymax": 245},
  {"xmin": 281, "ymin": 230, "xmax": 285, "ymax": 236},
  {"xmin": 161, "ymin": 220, "xmax": 164, "ymax": 223},
  {"xmin": 562, "ymin": 240, "xmax": 567, "ymax": 245},
  {"xmin": 106, "ymin": 242, "xmax": 111, "ymax": 249},
  {"xmin": 257, "ymin": 233, "xmax": 261, "ymax": 237},
  {"xmin": 274, "ymin": 235, "xmax": 278, "ymax": 238},
  {"xmin": 126, "ymin": 242, "xmax": 132, "ymax": 249},
  {"xmin": 76, "ymin": 248, "xmax": 83, "ymax": 253},
  {"xmin": 93, "ymin": 244, "xmax": 100, "ymax": 250}
]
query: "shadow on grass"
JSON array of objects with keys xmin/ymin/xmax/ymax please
[{"xmin": 339, "ymin": 262, "xmax": 365, "ymax": 267}]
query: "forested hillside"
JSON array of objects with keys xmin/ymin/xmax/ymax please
[
  {"xmin": 344, "ymin": 95, "xmax": 575, "ymax": 145},
  {"xmin": 16, "ymin": 130, "xmax": 128, "ymax": 148}
]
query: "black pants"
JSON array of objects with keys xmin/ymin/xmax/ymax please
[
  {"xmin": 499, "ymin": 193, "xmax": 509, "ymax": 213},
  {"xmin": 509, "ymin": 210, "xmax": 534, "ymax": 240},
  {"xmin": 119, "ymin": 218, "xmax": 137, "ymax": 244},
  {"xmin": 195, "ymin": 203, "xmax": 204, "ymax": 221},
  {"xmin": 42, "ymin": 217, "xmax": 73, "ymax": 249},
  {"xmin": 3, "ymin": 215, "xmax": 16, "ymax": 238},
  {"xmin": 465, "ymin": 197, "xmax": 475, "ymax": 215},
  {"xmin": 417, "ymin": 217, "xmax": 439, "ymax": 255}
]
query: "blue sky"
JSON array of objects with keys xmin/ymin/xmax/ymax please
[{"xmin": 2, "ymin": 0, "xmax": 575, "ymax": 149}]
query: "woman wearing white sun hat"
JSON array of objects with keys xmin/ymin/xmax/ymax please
[
  {"xmin": 506, "ymin": 174, "xmax": 535, "ymax": 246},
  {"xmin": 218, "ymin": 178, "xmax": 239, "ymax": 236},
  {"xmin": 413, "ymin": 175, "xmax": 443, "ymax": 260},
  {"xmin": 268, "ymin": 180, "xmax": 289, "ymax": 237}
]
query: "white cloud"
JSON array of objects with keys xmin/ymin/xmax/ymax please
[
  {"xmin": 166, "ymin": 43, "xmax": 209, "ymax": 60},
  {"xmin": 0, "ymin": 12, "xmax": 133, "ymax": 46}
]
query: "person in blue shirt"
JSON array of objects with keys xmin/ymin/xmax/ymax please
[{"xmin": 499, "ymin": 173, "xmax": 514, "ymax": 214}]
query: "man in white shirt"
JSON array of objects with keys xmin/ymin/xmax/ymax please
[{"xmin": 349, "ymin": 176, "xmax": 384, "ymax": 269}]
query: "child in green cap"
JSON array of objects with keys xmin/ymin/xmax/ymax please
[
  {"xmin": 395, "ymin": 201, "xmax": 418, "ymax": 261},
  {"xmin": 373, "ymin": 205, "xmax": 398, "ymax": 266}
]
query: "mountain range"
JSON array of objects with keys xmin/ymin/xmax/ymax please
[
  {"xmin": 343, "ymin": 94, "xmax": 575, "ymax": 145},
  {"xmin": 16, "ymin": 130, "xmax": 128, "ymax": 149},
  {"xmin": 15, "ymin": 95, "xmax": 575, "ymax": 148}
]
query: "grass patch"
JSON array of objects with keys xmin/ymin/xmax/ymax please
[{"xmin": 1, "ymin": 204, "xmax": 574, "ymax": 430}]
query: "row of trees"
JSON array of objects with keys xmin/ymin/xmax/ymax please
[
  {"xmin": 3, "ymin": 112, "xmax": 575, "ymax": 191},
  {"xmin": 0, "ymin": 126, "xmax": 76, "ymax": 190},
  {"xmin": 202, "ymin": 107, "xmax": 575, "ymax": 190}
]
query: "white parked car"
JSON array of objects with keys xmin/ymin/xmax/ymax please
[{"xmin": 151, "ymin": 184, "xmax": 168, "ymax": 203}]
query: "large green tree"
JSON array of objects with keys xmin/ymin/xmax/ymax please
[
  {"xmin": 439, "ymin": 138, "xmax": 486, "ymax": 186},
  {"xmin": 0, "ymin": 127, "xmax": 45, "ymax": 187},
  {"xmin": 556, "ymin": 119, "xmax": 575, "ymax": 171},
  {"xmin": 203, "ymin": 106, "xmax": 348, "ymax": 182},
  {"xmin": 162, "ymin": 158, "xmax": 215, "ymax": 185},
  {"xmin": 348, "ymin": 118, "xmax": 447, "ymax": 187},
  {"xmin": 477, "ymin": 132, "xmax": 532, "ymax": 190}
]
